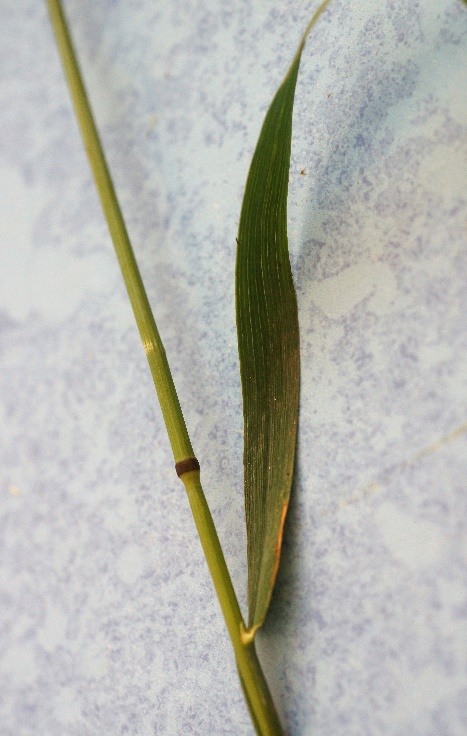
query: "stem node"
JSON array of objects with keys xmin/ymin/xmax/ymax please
[{"xmin": 175, "ymin": 457, "xmax": 201, "ymax": 477}]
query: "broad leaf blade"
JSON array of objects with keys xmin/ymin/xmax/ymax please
[{"xmin": 236, "ymin": 3, "xmax": 330, "ymax": 630}]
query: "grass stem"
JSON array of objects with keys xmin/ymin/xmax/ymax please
[{"xmin": 45, "ymin": 1, "xmax": 284, "ymax": 732}]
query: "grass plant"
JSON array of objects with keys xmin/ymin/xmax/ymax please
[{"xmin": 46, "ymin": 0, "xmax": 332, "ymax": 732}]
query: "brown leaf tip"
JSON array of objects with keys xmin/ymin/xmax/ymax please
[
  {"xmin": 175, "ymin": 457, "xmax": 200, "ymax": 477},
  {"xmin": 271, "ymin": 501, "xmax": 289, "ymax": 588}
]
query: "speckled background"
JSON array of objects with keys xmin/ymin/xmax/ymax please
[{"xmin": 1, "ymin": 1, "xmax": 466, "ymax": 734}]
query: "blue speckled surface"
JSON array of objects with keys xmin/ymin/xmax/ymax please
[{"xmin": 1, "ymin": 1, "xmax": 466, "ymax": 734}]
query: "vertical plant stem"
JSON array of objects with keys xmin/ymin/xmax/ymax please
[
  {"xmin": 181, "ymin": 471, "xmax": 284, "ymax": 735},
  {"xmin": 46, "ymin": 0, "xmax": 191, "ymax": 464},
  {"xmin": 45, "ymin": 1, "xmax": 284, "ymax": 733}
]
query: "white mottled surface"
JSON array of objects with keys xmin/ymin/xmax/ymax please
[{"xmin": 1, "ymin": 1, "xmax": 466, "ymax": 734}]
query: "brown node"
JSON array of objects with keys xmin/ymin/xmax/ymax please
[{"xmin": 175, "ymin": 457, "xmax": 200, "ymax": 477}]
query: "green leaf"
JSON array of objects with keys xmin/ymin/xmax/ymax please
[{"xmin": 236, "ymin": 0, "xmax": 331, "ymax": 630}]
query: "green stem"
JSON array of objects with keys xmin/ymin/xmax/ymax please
[
  {"xmin": 47, "ymin": 0, "xmax": 192, "ymax": 463},
  {"xmin": 45, "ymin": 1, "xmax": 284, "ymax": 733},
  {"xmin": 181, "ymin": 471, "xmax": 284, "ymax": 735}
]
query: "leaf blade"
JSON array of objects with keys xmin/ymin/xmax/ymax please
[{"xmin": 236, "ymin": 2, "xmax": 331, "ymax": 630}]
